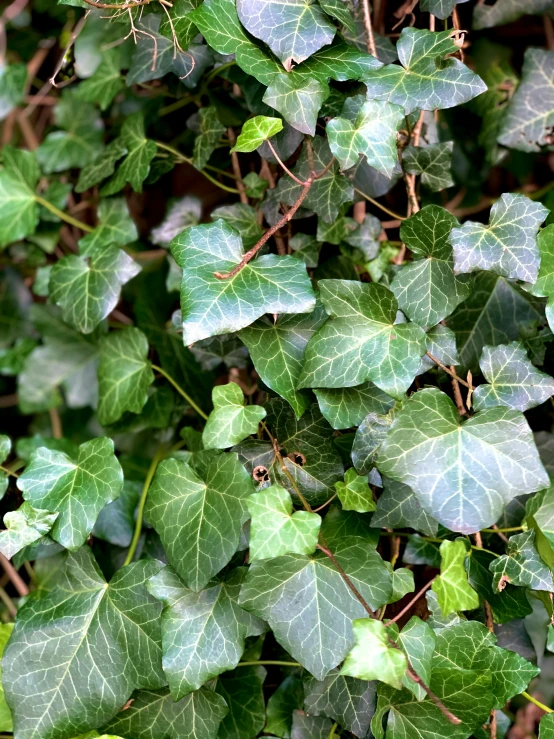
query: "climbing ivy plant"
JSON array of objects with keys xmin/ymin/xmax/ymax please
[{"xmin": 3, "ymin": 1, "xmax": 554, "ymax": 738}]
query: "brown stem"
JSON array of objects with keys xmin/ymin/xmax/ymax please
[
  {"xmin": 386, "ymin": 578, "xmax": 436, "ymax": 625},
  {"xmin": 426, "ymin": 352, "xmax": 474, "ymax": 390},
  {"xmin": 49, "ymin": 408, "xmax": 63, "ymax": 439},
  {"xmin": 317, "ymin": 543, "xmax": 377, "ymax": 617},
  {"xmin": 0, "ymin": 554, "xmax": 29, "ymax": 597},
  {"xmin": 406, "ymin": 668, "xmax": 462, "ymax": 724},
  {"xmin": 451, "ymin": 369, "xmax": 467, "ymax": 417},
  {"xmin": 214, "ymin": 177, "xmax": 313, "ymax": 279},
  {"xmin": 79, "ymin": 0, "xmax": 151, "ymax": 7},
  {"xmin": 228, "ymin": 128, "xmax": 249, "ymax": 204},
  {"xmin": 267, "ymin": 140, "xmax": 307, "ymax": 186},
  {"xmin": 361, "ymin": 0, "xmax": 378, "ymax": 57}
]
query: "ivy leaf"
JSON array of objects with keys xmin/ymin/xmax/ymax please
[
  {"xmin": 171, "ymin": 220, "xmax": 315, "ymax": 344},
  {"xmin": 327, "ymin": 97, "xmax": 404, "ymax": 176},
  {"xmin": 298, "ymin": 280, "xmax": 427, "ymax": 400},
  {"xmin": 490, "ymin": 530, "xmax": 554, "ymax": 592},
  {"xmin": 402, "ymin": 142, "xmax": 454, "ymax": 191},
  {"xmin": 303, "ymin": 669, "xmax": 376, "ymax": 739},
  {"xmin": 377, "ymin": 387, "xmax": 549, "ymax": 533},
  {"xmin": 239, "ymin": 304, "xmax": 327, "ymax": 420},
  {"xmin": 335, "ymin": 468, "xmax": 375, "ymax": 513},
  {"xmin": 145, "ymin": 453, "xmax": 255, "ymax": 591},
  {"xmin": 101, "ymin": 112, "xmax": 157, "ymax": 195},
  {"xmin": 4, "ymin": 549, "xmax": 165, "ymax": 739},
  {"xmin": 236, "ymin": 0, "xmax": 336, "ymax": 69},
  {"xmin": 419, "ymin": 0, "xmax": 465, "ymax": 21},
  {"xmin": 529, "ymin": 224, "xmax": 554, "ymax": 331},
  {"xmin": 75, "ymin": 138, "xmax": 127, "ymax": 193},
  {"xmin": 216, "ymin": 666, "xmax": 267, "ymax": 739},
  {"xmin": 104, "ymin": 686, "xmax": 228, "ymax": 739},
  {"xmin": 0, "ymin": 502, "xmax": 58, "ymax": 560},
  {"xmin": 418, "ymin": 324, "xmax": 460, "ymax": 375},
  {"xmin": 474, "ymin": 0, "xmax": 554, "ymax": 30},
  {"xmin": 0, "ymin": 146, "xmax": 39, "ymax": 248},
  {"xmin": 93, "ymin": 479, "xmax": 141, "ymax": 548},
  {"xmin": 78, "ymin": 48, "xmax": 124, "ymax": 110},
  {"xmin": 211, "ymin": 203, "xmax": 263, "ymax": 248},
  {"xmin": 362, "ymin": 28, "xmax": 487, "ymax": 114},
  {"xmin": 146, "ymin": 565, "xmax": 264, "ymax": 699},
  {"xmin": 466, "ymin": 548, "xmax": 532, "ymax": 624},
  {"xmin": 36, "ymin": 90, "xmax": 104, "ymax": 173},
  {"xmin": 447, "ymin": 272, "xmax": 544, "ymax": 371},
  {"xmin": 78, "ymin": 197, "xmax": 138, "ymax": 252},
  {"xmin": 291, "ymin": 710, "xmax": 332, "ymax": 739},
  {"xmin": 263, "ymin": 74, "xmax": 329, "ymax": 136},
  {"xmin": 274, "ymin": 137, "xmax": 354, "ymax": 224},
  {"xmin": 265, "ymin": 676, "xmax": 304, "ymax": 738},
  {"xmin": 17, "ymin": 437, "xmax": 124, "ymax": 550},
  {"xmin": 398, "ymin": 616, "xmax": 435, "ymax": 700},
  {"xmin": 314, "ymin": 381, "xmax": 394, "ymax": 430},
  {"xmin": 159, "ymin": 0, "xmax": 199, "ymax": 48},
  {"xmin": 247, "ymin": 484, "xmax": 321, "ymax": 559},
  {"xmin": 239, "ymin": 539, "xmax": 392, "ymax": 679},
  {"xmin": 49, "ymin": 243, "xmax": 141, "ymax": 334},
  {"xmin": 190, "ymin": 333, "xmax": 249, "ymax": 371},
  {"xmin": 371, "ymin": 477, "xmax": 439, "ymax": 537},
  {"xmin": 203, "ymin": 382, "xmax": 266, "ymax": 449},
  {"xmin": 450, "ymin": 193, "xmax": 549, "ymax": 283},
  {"xmin": 432, "ymin": 540, "xmax": 479, "ymax": 615},
  {"xmin": 293, "ymin": 42, "xmax": 382, "ymax": 83},
  {"xmin": 473, "ymin": 341, "xmax": 554, "ymax": 412},
  {"xmin": 0, "ymin": 63, "xmax": 26, "ymax": 120},
  {"xmin": 193, "ymin": 107, "xmax": 226, "ymax": 170},
  {"xmin": 351, "ymin": 411, "xmax": 394, "ymax": 476},
  {"xmin": 341, "ymin": 619, "xmax": 407, "ymax": 689},
  {"xmin": 97, "ymin": 327, "xmax": 155, "ymax": 426},
  {"xmin": 541, "ymin": 714, "xmax": 554, "ymax": 737},
  {"xmin": 390, "ymin": 205, "xmax": 471, "ymax": 330},
  {"xmin": 232, "ymin": 116, "xmax": 284, "ymax": 152}
]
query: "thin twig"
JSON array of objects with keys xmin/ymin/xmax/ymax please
[
  {"xmin": 354, "ymin": 188, "xmax": 406, "ymax": 220},
  {"xmin": 49, "ymin": 408, "xmax": 63, "ymax": 439},
  {"xmin": 0, "ymin": 587, "xmax": 17, "ymax": 619},
  {"xmin": 426, "ymin": 352, "xmax": 474, "ymax": 390},
  {"xmin": 0, "ymin": 554, "xmax": 29, "ymax": 597},
  {"xmin": 267, "ymin": 140, "xmax": 307, "ymax": 186},
  {"xmin": 451, "ymin": 368, "xmax": 467, "ymax": 417},
  {"xmin": 228, "ymin": 128, "xmax": 249, "ymax": 204},
  {"xmin": 361, "ymin": 0, "xmax": 378, "ymax": 57},
  {"xmin": 50, "ymin": 11, "xmax": 90, "ymax": 87},
  {"xmin": 386, "ymin": 578, "xmax": 436, "ymax": 625},
  {"xmin": 151, "ymin": 364, "xmax": 209, "ymax": 420},
  {"xmin": 317, "ymin": 543, "xmax": 377, "ymax": 617}
]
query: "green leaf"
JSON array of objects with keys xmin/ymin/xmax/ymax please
[
  {"xmin": 78, "ymin": 197, "xmax": 138, "ymax": 252},
  {"xmin": 247, "ymin": 484, "xmax": 321, "ymax": 559},
  {"xmin": 211, "ymin": 203, "xmax": 263, "ymax": 248},
  {"xmin": 303, "ymin": 669, "xmax": 376, "ymax": 739},
  {"xmin": 76, "ymin": 139, "xmax": 127, "ymax": 193},
  {"xmin": 266, "ymin": 675, "xmax": 304, "ymax": 739},
  {"xmin": 402, "ymin": 142, "xmax": 454, "ymax": 191},
  {"xmin": 240, "ymin": 304, "xmax": 327, "ymax": 420},
  {"xmin": 490, "ymin": 529, "xmax": 554, "ymax": 592},
  {"xmin": 314, "ymin": 381, "xmax": 394, "ymax": 430},
  {"xmin": 390, "ymin": 205, "xmax": 470, "ymax": 330},
  {"xmin": 93, "ymin": 479, "xmax": 141, "ymax": 548},
  {"xmin": 0, "ymin": 435, "xmax": 10, "ymax": 499},
  {"xmin": 371, "ymin": 477, "xmax": 439, "ymax": 537},
  {"xmin": 243, "ymin": 171, "xmax": 270, "ymax": 199},
  {"xmin": 341, "ymin": 619, "xmax": 407, "ymax": 689},
  {"xmin": 97, "ymin": 327, "xmax": 155, "ymax": 425},
  {"xmin": 263, "ymin": 74, "xmax": 329, "ymax": 136},
  {"xmin": 159, "ymin": 0, "xmax": 199, "ymax": 49},
  {"xmin": 202, "ymin": 382, "xmax": 266, "ymax": 449},
  {"xmin": 0, "ymin": 146, "xmax": 39, "ymax": 248},
  {"xmin": 49, "ymin": 244, "xmax": 141, "ymax": 334},
  {"xmin": 274, "ymin": 137, "xmax": 354, "ymax": 224},
  {"xmin": 466, "ymin": 548, "xmax": 532, "ymax": 624},
  {"xmin": 419, "ymin": 0, "xmax": 463, "ymax": 21},
  {"xmin": 239, "ymin": 539, "xmax": 392, "ymax": 679},
  {"xmin": 474, "ymin": 0, "xmax": 554, "ymax": 30},
  {"xmin": 4, "ymin": 549, "xmax": 165, "ymax": 739},
  {"xmin": 232, "ymin": 115, "xmax": 284, "ymax": 152},
  {"xmin": 190, "ymin": 333, "xmax": 249, "ymax": 371},
  {"xmin": 450, "ymin": 193, "xmax": 549, "ymax": 283},
  {"xmin": 335, "ymin": 468, "xmax": 375, "ymax": 513},
  {"xmin": 36, "ymin": 90, "xmax": 104, "ymax": 173},
  {"xmin": 362, "ymin": 28, "xmax": 487, "ymax": 114},
  {"xmin": 215, "ymin": 666, "xmax": 267, "ymax": 739},
  {"xmin": 298, "ymin": 280, "xmax": 427, "ymax": 400},
  {"xmin": 418, "ymin": 324, "xmax": 460, "ymax": 375},
  {"xmin": 17, "ymin": 437, "xmax": 124, "ymax": 549},
  {"xmin": 541, "ymin": 714, "xmax": 554, "ymax": 737},
  {"xmin": 377, "ymin": 387, "xmax": 549, "ymax": 533},
  {"xmin": 291, "ymin": 710, "xmax": 333, "ymax": 739},
  {"xmin": 0, "ymin": 502, "xmax": 58, "ymax": 559},
  {"xmin": 101, "ymin": 112, "xmax": 157, "ymax": 195},
  {"xmin": 105, "ymin": 686, "xmax": 228, "ymax": 739},
  {"xmin": 144, "ymin": 453, "xmax": 255, "ymax": 591},
  {"xmin": 171, "ymin": 220, "xmax": 315, "ymax": 344},
  {"xmin": 236, "ymin": 0, "xmax": 336, "ymax": 69},
  {"xmin": 292, "ymin": 42, "xmax": 382, "ymax": 83},
  {"xmin": 474, "ymin": 341, "xmax": 554, "ymax": 412},
  {"xmin": 193, "ymin": 106, "xmax": 226, "ymax": 170},
  {"xmin": 146, "ymin": 565, "xmax": 264, "ymax": 699},
  {"xmin": 529, "ymin": 224, "xmax": 554, "ymax": 332},
  {"xmin": 0, "ymin": 623, "xmax": 13, "ymax": 732},
  {"xmin": 0, "ymin": 63, "xmax": 26, "ymax": 120},
  {"xmin": 78, "ymin": 48, "xmax": 124, "ymax": 110},
  {"xmin": 398, "ymin": 616, "xmax": 435, "ymax": 700},
  {"xmin": 327, "ymin": 97, "xmax": 404, "ymax": 176},
  {"xmin": 432, "ymin": 540, "xmax": 479, "ymax": 615}
]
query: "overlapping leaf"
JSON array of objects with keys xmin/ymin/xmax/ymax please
[
  {"xmin": 101, "ymin": 112, "xmax": 156, "ymax": 195},
  {"xmin": 402, "ymin": 142, "xmax": 454, "ymax": 191},
  {"xmin": 432, "ymin": 540, "xmax": 479, "ymax": 615},
  {"xmin": 203, "ymin": 382, "xmax": 266, "ymax": 449},
  {"xmin": 232, "ymin": 115, "xmax": 283, "ymax": 152},
  {"xmin": 490, "ymin": 529, "xmax": 554, "ymax": 592},
  {"xmin": 0, "ymin": 146, "xmax": 39, "ymax": 248},
  {"xmin": 303, "ymin": 670, "xmax": 376, "ymax": 738},
  {"xmin": 0, "ymin": 502, "xmax": 57, "ymax": 559},
  {"xmin": 263, "ymin": 74, "xmax": 329, "ymax": 136}
]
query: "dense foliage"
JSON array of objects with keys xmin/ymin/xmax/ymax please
[{"xmin": 4, "ymin": 0, "xmax": 554, "ymax": 738}]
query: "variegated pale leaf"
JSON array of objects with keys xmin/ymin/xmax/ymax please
[{"xmin": 0, "ymin": 502, "xmax": 58, "ymax": 559}]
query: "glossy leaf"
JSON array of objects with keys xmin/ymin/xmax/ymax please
[
  {"xmin": 341, "ymin": 619, "xmax": 407, "ymax": 689},
  {"xmin": 0, "ymin": 146, "xmax": 39, "ymax": 248},
  {"xmin": 232, "ymin": 116, "xmax": 283, "ymax": 152},
  {"xmin": 0, "ymin": 502, "xmax": 58, "ymax": 559},
  {"xmin": 490, "ymin": 529, "xmax": 554, "ymax": 592},
  {"xmin": 101, "ymin": 112, "xmax": 157, "ymax": 195},
  {"xmin": 432, "ymin": 539, "xmax": 479, "ymax": 615},
  {"xmin": 335, "ymin": 468, "xmax": 375, "ymax": 513},
  {"xmin": 402, "ymin": 141, "xmax": 454, "ymax": 191},
  {"xmin": 263, "ymin": 74, "xmax": 329, "ymax": 136},
  {"xmin": 203, "ymin": 382, "xmax": 266, "ymax": 449}
]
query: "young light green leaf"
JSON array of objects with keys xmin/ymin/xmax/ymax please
[
  {"xmin": 203, "ymin": 382, "xmax": 265, "ymax": 449},
  {"xmin": 377, "ymin": 387, "xmax": 549, "ymax": 533},
  {"xmin": 314, "ymin": 381, "xmax": 394, "ymax": 430},
  {"xmin": 236, "ymin": 0, "xmax": 336, "ymax": 69},
  {"xmin": 390, "ymin": 205, "xmax": 470, "ymax": 330},
  {"xmin": 298, "ymin": 280, "xmax": 427, "ymax": 399},
  {"xmin": 490, "ymin": 529, "xmax": 554, "ymax": 592},
  {"xmin": 239, "ymin": 540, "xmax": 392, "ymax": 679},
  {"xmin": 450, "ymin": 193, "xmax": 548, "ymax": 283},
  {"xmin": 0, "ymin": 146, "xmax": 39, "ymax": 248},
  {"xmin": 0, "ymin": 502, "xmax": 58, "ymax": 560},
  {"xmin": 432, "ymin": 540, "xmax": 479, "ymax": 615},
  {"xmin": 145, "ymin": 453, "xmax": 255, "ymax": 591},
  {"xmin": 247, "ymin": 484, "xmax": 321, "ymax": 559},
  {"xmin": 371, "ymin": 477, "xmax": 439, "ymax": 537},
  {"xmin": 101, "ymin": 112, "xmax": 157, "ymax": 195},
  {"xmin": 78, "ymin": 48, "xmax": 123, "ymax": 110},
  {"xmin": 193, "ymin": 107, "xmax": 226, "ymax": 170},
  {"xmin": 335, "ymin": 468, "xmax": 375, "ymax": 513},
  {"xmin": 341, "ymin": 619, "xmax": 407, "ymax": 689},
  {"xmin": 263, "ymin": 74, "xmax": 329, "ymax": 136},
  {"xmin": 4, "ymin": 549, "xmax": 165, "ymax": 739},
  {"xmin": 232, "ymin": 116, "xmax": 284, "ymax": 152},
  {"xmin": 402, "ymin": 142, "xmax": 454, "ymax": 191},
  {"xmin": 17, "ymin": 437, "xmax": 123, "ymax": 550},
  {"xmin": 362, "ymin": 28, "xmax": 487, "ymax": 114},
  {"xmin": 327, "ymin": 97, "xmax": 404, "ymax": 176},
  {"xmin": 171, "ymin": 220, "xmax": 315, "ymax": 344},
  {"xmin": 529, "ymin": 224, "xmax": 554, "ymax": 332},
  {"xmin": 97, "ymin": 327, "xmax": 154, "ymax": 426},
  {"xmin": 49, "ymin": 244, "xmax": 141, "ymax": 334},
  {"xmin": 474, "ymin": 341, "xmax": 554, "ymax": 412},
  {"xmin": 147, "ymin": 565, "xmax": 264, "ymax": 699}
]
